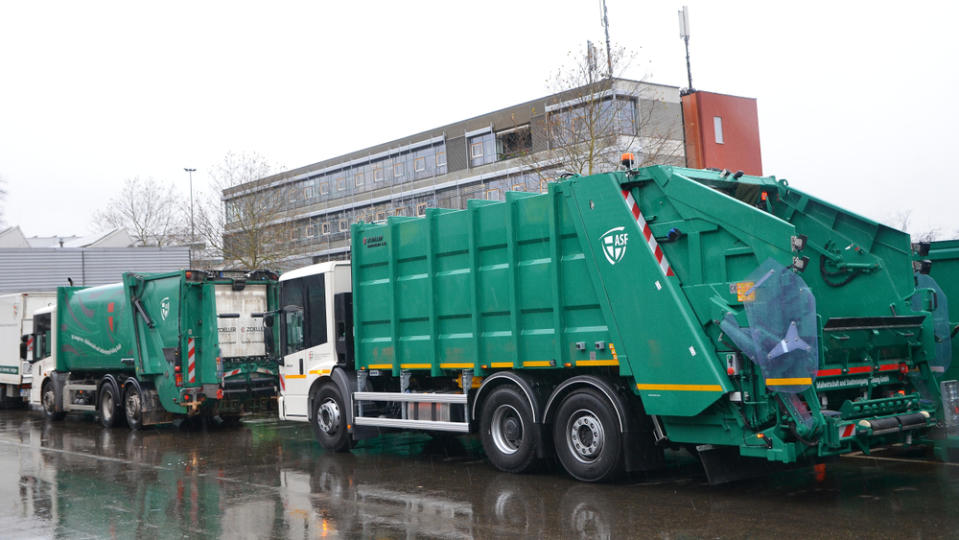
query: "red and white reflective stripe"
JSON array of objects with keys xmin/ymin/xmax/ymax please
[
  {"xmin": 622, "ymin": 189, "xmax": 674, "ymax": 277},
  {"xmin": 187, "ymin": 338, "xmax": 196, "ymax": 384},
  {"xmin": 839, "ymin": 424, "xmax": 856, "ymax": 439},
  {"xmin": 225, "ymin": 368, "xmax": 241, "ymax": 378}
]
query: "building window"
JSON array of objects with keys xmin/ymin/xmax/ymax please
[
  {"xmin": 512, "ymin": 183, "xmax": 525, "ymax": 192},
  {"xmin": 373, "ymin": 165, "xmax": 384, "ymax": 182},
  {"xmin": 485, "ymin": 188, "xmax": 501, "ymax": 201},
  {"xmin": 436, "ymin": 151, "xmax": 446, "ymax": 167},
  {"xmin": 539, "ymin": 177, "xmax": 553, "ymax": 192},
  {"xmin": 394, "ymin": 207, "xmax": 407, "ymax": 217},
  {"xmin": 322, "ymin": 222, "xmax": 330, "ymax": 235},
  {"xmin": 713, "ymin": 116, "xmax": 724, "ymax": 144},
  {"xmin": 336, "ymin": 176, "xmax": 346, "ymax": 191},
  {"xmin": 375, "ymin": 211, "xmax": 386, "ymax": 222},
  {"xmin": 354, "ymin": 170, "xmax": 364, "ymax": 187},
  {"xmin": 470, "ymin": 141, "xmax": 484, "ymax": 159},
  {"xmin": 496, "ymin": 126, "xmax": 532, "ymax": 160},
  {"xmin": 416, "ymin": 202, "xmax": 427, "ymax": 216},
  {"xmin": 305, "ymin": 224, "xmax": 314, "ymax": 238},
  {"xmin": 393, "ymin": 163, "xmax": 404, "ymax": 178},
  {"xmin": 338, "ymin": 219, "xmax": 348, "ymax": 232},
  {"xmin": 320, "ymin": 181, "xmax": 330, "ymax": 195},
  {"xmin": 304, "ymin": 186, "xmax": 314, "ymax": 200},
  {"xmin": 414, "ymin": 157, "xmax": 425, "ymax": 172}
]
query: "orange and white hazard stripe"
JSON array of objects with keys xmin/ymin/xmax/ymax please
[
  {"xmin": 187, "ymin": 338, "xmax": 196, "ymax": 384},
  {"xmin": 622, "ymin": 189, "xmax": 674, "ymax": 277}
]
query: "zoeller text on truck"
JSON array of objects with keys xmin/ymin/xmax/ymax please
[{"xmin": 277, "ymin": 165, "xmax": 951, "ymax": 483}]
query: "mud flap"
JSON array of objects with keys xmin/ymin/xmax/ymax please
[
  {"xmin": 141, "ymin": 387, "xmax": 174, "ymax": 426},
  {"xmin": 697, "ymin": 444, "xmax": 783, "ymax": 485}
]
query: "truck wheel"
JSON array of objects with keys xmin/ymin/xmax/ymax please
[
  {"xmin": 552, "ymin": 388, "xmax": 623, "ymax": 482},
  {"xmin": 480, "ymin": 385, "xmax": 539, "ymax": 474},
  {"xmin": 312, "ymin": 383, "xmax": 351, "ymax": 452},
  {"xmin": 124, "ymin": 384, "xmax": 144, "ymax": 430},
  {"xmin": 98, "ymin": 383, "xmax": 124, "ymax": 428},
  {"xmin": 42, "ymin": 381, "xmax": 65, "ymax": 421}
]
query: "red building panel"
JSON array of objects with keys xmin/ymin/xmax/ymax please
[{"xmin": 682, "ymin": 91, "xmax": 762, "ymax": 176}]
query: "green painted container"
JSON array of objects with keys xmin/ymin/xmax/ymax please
[
  {"xmin": 925, "ymin": 240, "xmax": 959, "ymax": 380},
  {"xmin": 57, "ymin": 284, "xmax": 137, "ymax": 372}
]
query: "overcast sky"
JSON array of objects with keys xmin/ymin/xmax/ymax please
[{"xmin": 1, "ymin": 1, "xmax": 957, "ymax": 239}]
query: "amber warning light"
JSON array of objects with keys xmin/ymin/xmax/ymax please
[{"xmin": 621, "ymin": 153, "xmax": 636, "ymax": 169}]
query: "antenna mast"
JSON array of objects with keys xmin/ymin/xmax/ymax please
[
  {"xmin": 600, "ymin": 0, "xmax": 613, "ymax": 78},
  {"xmin": 678, "ymin": 5, "xmax": 693, "ymax": 90}
]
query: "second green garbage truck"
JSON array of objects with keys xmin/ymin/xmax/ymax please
[
  {"xmin": 29, "ymin": 270, "xmax": 280, "ymax": 428},
  {"xmin": 277, "ymin": 164, "xmax": 954, "ymax": 482}
]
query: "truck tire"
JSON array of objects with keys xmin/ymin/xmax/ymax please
[
  {"xmin": 41, "ymin": 380, "xmax": 65, "ymax": 421},
  {"xmin": 98, "ymin": 382, "xmax": 124, "ymax": 428},
  {"xmin": 312, "ymin": 383, "xmax": 351, "ymax": 452},
  {"xmin": 552, "ymin": 388, "xmax": 623, "ymax": 482},
  {"xmin": 124, "ymin": 384, "xmax": 144, "ymax": 430},
  {"xmin": 480, "ymin": 385, "xmax": 538, "ymax": 474}
]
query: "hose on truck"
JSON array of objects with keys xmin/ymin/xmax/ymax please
[{"xmin": 820, "ymin": 255, "xmax": 862, "ymax": 288}]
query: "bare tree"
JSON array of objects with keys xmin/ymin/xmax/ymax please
[
  {"xmin": 884, "ymin": 209, "xmax": 943, "ymax": 243},
  {"xmin": 196, "ymin": 151, "xmax": 295, "ymax": 270},
  {"xmin": 93, "ymin": 177, "xmax": 186, "ymax": 246},
  {"xmin": 524, "ymin": 42, "xmax": 683, "ymax": 184}
]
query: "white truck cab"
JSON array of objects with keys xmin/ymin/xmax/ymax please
[
  {"xmin": 27, "ymin": 304, "xmax": 56, "ymax": 408},
  {"xmin": 0, "ymin": 292, "xmax": 55, "ymax": 405},
  {"xmin": 277, "ymin": 261, "xmax": 352, "ymax": 422}
]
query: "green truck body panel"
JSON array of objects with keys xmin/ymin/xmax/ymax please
[
  {"xmin": 925, "ymin": 239, "xmax": 959, "ymax": 380},
  {"xmin": 350, "ymin": 165, "xmax": 944, "ymax": 464},
  {"xmin": 57, "ymin": 284, "xmax": 137, "ymax": 372},
  {"xmin": 54, "ymin": 271, "xmax": 280, "ymax": 417}
]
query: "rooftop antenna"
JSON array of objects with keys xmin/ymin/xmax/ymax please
[
  {"xmin": 678, "ymin": 5, "xmax": 693, "ymax": 91},
  {"xmin": 599, "ymin": 0, "xmax": 613, "ymax": 78}
]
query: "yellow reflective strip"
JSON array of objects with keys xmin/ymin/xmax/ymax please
[
  {"xmin": 367, "ymin": 364, "xmax": 393, "ymax": 369},
  {"xmin": 765, "ymin": 377, "xmax": 812, "ymax": 386},
  {"xmin": 575, "ymin": 359, "xmax": 618, "ymax": 367},
  {"xmin": 522, "ymin": 360, "xmax": 553, "ymax": 367},
  {"xmin": 308, "ymin": 369, "xmax": 331, "ymax": 375},
  {"xmin": 490, "ymin": 362, "xmax": 514, "ymax": 368},
  {"xmin": 636, "ymin": 383, "xmax": 723, "ymax": 392},
  {"xmin": 440, "ymin": 363, "xmax": 474, "ymax": 369},
  {"xmin": 285, "ymin": 374, "xmax": 307, "ymax": 379},
  {"xmin": 400, "ymin": 363, "xmax": 432, "ymax": 369}
]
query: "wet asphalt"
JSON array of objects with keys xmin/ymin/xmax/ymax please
[{"xmin": 1, "ymin": 409, "xmax": 958, "ymax": 539}]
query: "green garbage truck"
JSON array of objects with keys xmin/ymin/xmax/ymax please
[
  {"xmin": 277, "ymin": 164, "xmax": 951, "ymax": 482},
  {"xmin": 28, "ymin": 270, "xmax": 280, "ymax": 428}
]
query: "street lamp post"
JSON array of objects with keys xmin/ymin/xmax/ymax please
[{"xmin": 184, "ymin": 168, "xmax": 196, "ymax": 244}]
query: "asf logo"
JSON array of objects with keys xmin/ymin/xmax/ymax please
[
  {"xmin": 160, "ymin": 297, "xmax": 170, "ymax": 321},
  {"xmin": 600, "ymin": 227, "xmax": 629, "ymax": 265}
]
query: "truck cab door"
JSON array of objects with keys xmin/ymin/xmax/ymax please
[{"xmin": 278, "ymin": 271, "xmax": 335, "ymax": 420}]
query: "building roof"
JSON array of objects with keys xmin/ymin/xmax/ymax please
[
  {"xmin": 0, "ymin": 226, "xmax": 30, "ymax": 248},
  {"xmin": 4, "ymin": 228, "xmax": 135, "ymax": 249}
]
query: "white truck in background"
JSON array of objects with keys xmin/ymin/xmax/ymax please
[{"xmin": 0, "ymin": 292, "xmax": 56, "ymax": 407}]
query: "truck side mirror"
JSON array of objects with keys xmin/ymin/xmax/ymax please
[{"xmin": 263, "ymin": 312, "xmax": 274, "ymax": 328}]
